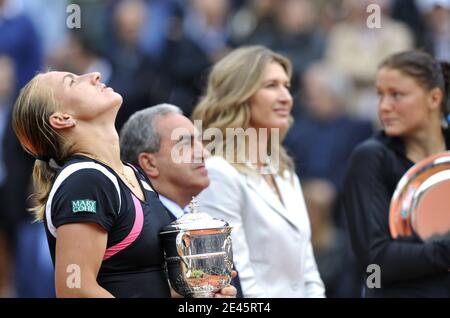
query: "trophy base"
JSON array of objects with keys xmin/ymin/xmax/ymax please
[{"xmin": 190, "ymin": 291, "xmax": 215, "ymax": 298}]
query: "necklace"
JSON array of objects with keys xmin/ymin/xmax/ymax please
[
  {"xmin": 75, "ymin": 153, "xmax": 136, "ymax": 189},
  {"xmin": 245, "ymin": 158, "xmax": 276, "ymax": 175},
  {"xmin": 115, "ymin": 165, "xmax": 136, "ymax": 189}
]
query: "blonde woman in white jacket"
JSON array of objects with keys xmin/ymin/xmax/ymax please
[{"xmin": 193, "ymin": 46, "xmax": 325, "ymax": 298}]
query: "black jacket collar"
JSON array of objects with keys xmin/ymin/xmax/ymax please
[{"xmin": 376, "ymin": 128, "xmax": 450, "ymax": 160}]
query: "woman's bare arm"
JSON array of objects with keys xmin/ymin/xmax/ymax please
[{"xmin": 55, "ymin": 222, "xmax": 114, "ymax": 298}]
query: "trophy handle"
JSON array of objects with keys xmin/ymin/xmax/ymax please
[
  {"xmin": 176, "ymin": 230, "xmax": 190, "ymax": 267},
  {"xmin": 222, "ymin": 236, "xmax": 233, "ymax": 270}
]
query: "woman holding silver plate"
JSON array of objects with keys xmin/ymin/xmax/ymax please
[{"xmin": 342, "ymin": 50, "xmax": 450, "ymax": 297}]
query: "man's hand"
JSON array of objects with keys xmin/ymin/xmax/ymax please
[{"xmin": 214, "ymin": 270, "xmax": 237, "ymax": 298}]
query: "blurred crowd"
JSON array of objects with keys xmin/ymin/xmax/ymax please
[{"xmin": 0, "ymin": 0, "xmax": 449, "ymax": 298}]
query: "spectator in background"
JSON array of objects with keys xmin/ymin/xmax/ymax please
[
  {"xmin": 271, "ymin": 0, "xmax": 326, "ymax": 85},
  {"xmin": 60, "ymin": 31, "xmax": 112, "ymax": 85},
  {"xmin": 231, "ymin": 0, "xmax": 326, "ymax": 95},
  {"xmin": 0, "ymin": 56, "xmax": 13, "ymax": 186},
  {"xmin": 302, "ymin": 179, "xmax": 361, "ymax": 298},
  {"xmin": 22, "ymin": 0, "xmax": 68, "ymax": 63},
  {"xmin": 420, "ymin": 0, "xmax": 450, "ymax": 62},
  {"xmin": 182, "ymin": 0, "xmax": 231, "ymax": 62},
  {"xmin": 0, "ymin": 55, "xmax": 14, "ymax": 297},
  {"xmin": 284, "ymin": 63, "xmax": 372, "ymax": 296},
  {"xmin": 0, "ymin": 0, "xmax": 54, "ymax": 298},
  {"xmin": 228, "ymin": 0, "xmax": 277, "ymax": 47},
  {"xmin": 390, "ymin": 0, "xmax": 430, "ymax": 50},
  {"xmin": 285, "ymin": 63, "xmax": 373, "ymax": 196},
  {"xmin": 0, "ymin": 0, "xmax": 42, "ymax": 90},
  {"xmin": 159, "ymin": 2, "xmax": 217, "ymax": 116},
  {"xmin": 326, "ymin": 0, "xmax": 413, "ymax": 123},
  {"xmin": 108, "ymin": 0, "xmax": 170, "ymax": 129},
  {"xmin": 138, "ymin": 0, "xmax": 182, "ymax": 60},
  {"xmin": 67, "ymin": 0, "xmax": 111, "ymax": 55},
  {"xmin": 313, "ymin": 0, "xmax": 349, "ymax": 33}
]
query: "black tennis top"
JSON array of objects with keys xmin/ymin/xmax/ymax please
[{"xmin": 44, "ymin": 155, "xmax": 172, "ymax": 297}]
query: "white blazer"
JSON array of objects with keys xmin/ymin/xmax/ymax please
[{"xmin": 197, "ymin": 156, "xmax": 325, "ymax": 298}]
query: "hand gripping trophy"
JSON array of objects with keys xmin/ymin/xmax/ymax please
[{"xmin": 159, "ymin": 197, "xmax": 233, "ymax": 297}]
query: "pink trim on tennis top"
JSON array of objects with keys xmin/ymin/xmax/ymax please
[{"xmin": 103, "ymin": 194, "xmax": 144, "ymax": 260}]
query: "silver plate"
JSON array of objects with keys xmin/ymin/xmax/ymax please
[{"xmin": 389, "ymin": 152, "xmax": 450, "ymax": 240}]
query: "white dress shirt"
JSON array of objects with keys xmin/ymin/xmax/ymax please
[{"xmin": 159, "ymin": 195, "xmax": 190, "ymax": 220}]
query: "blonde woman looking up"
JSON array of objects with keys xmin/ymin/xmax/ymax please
[
  {"xmin": 12, "ymin": 71, "xmax": 237, "ymax": 298},
  {"xmin": 192, "ymin": 46, "xmax": 325, "ymax": 297}
]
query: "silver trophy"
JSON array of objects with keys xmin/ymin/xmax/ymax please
[{"xmin": 159, "ymin": 197, "xmax": 233, "ymax": 298}]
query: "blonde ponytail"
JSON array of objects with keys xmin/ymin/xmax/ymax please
[{"xmin": 12, "ymin": 74, "xmax": 71, "ymax": 221}]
